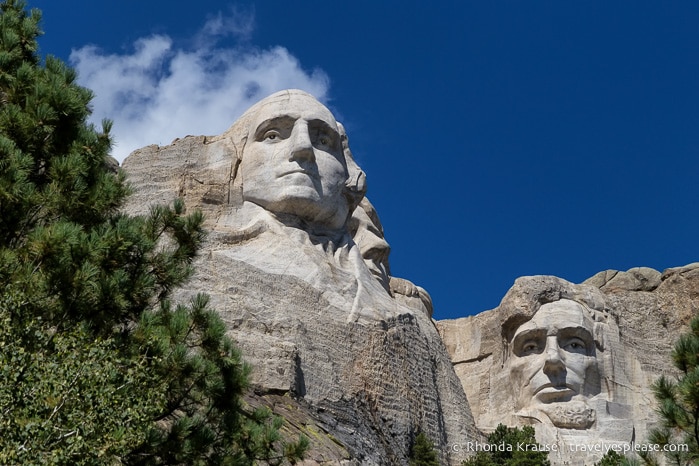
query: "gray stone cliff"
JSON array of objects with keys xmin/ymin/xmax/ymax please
[
  {"xmin": 122, "ymin": 90, "xmax": 479, "ymax": 465},
  {"xmin": 120, "ymin": 89, "xmax": 695, "ymax": 465},
  {"xmin": 437, "ymin": 265, "xmax": 698, "ymax": 465}
]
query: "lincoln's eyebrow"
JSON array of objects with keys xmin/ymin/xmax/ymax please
[
  {"xmin": 512, "ymin": 327, "xmax": 545, "ymax": 345},
  {"xmin": 558, "ymin": 326, "xmax": 594, "ymax": 344}
]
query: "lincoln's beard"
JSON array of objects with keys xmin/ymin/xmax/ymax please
[{"xmin": 539, "ymin": 401, "xmax": 596, "ymax": 429}]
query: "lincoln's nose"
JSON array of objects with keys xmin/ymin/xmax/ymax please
[{"xmin": 543, "ymin": 337, "xmax": 565, "ymax": 376}]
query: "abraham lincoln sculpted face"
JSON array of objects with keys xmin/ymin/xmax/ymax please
[
  {"xmin": 240, "ymin": 91, "xmax": 350, "ymax": 230},
  {"xmin": 507, "ymin": 299, "xmax": 601, "ymax": 429}
]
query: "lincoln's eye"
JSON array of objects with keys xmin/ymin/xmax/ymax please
[
  {"xmin": 522, "ymin": 341, "xmax": 539, "ymax": 354},
  {"xmin": 562, "ymin": 337, "xmax": 588, "ymax": 354}
]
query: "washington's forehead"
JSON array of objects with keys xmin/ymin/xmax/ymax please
[{"xmin": 252, "ymin": 95, "xmax": 337, "ymax": 127}]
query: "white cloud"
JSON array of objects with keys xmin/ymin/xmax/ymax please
[
  {"xmin": 70, "ymin": 12, "xmax": 329, "ymax": 162},
  {"xmin": 199, "ymin": 6, "xmax": 255, "ymax": 42}
]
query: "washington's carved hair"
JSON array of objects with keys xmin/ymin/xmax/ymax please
[{"xmin": 216, "ymin": 89, "xmax": 366, "ymax": 215}]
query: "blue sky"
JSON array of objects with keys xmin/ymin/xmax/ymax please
[{"xmin": 28, "ymin": 1, "xmax": 699, "ymax": 320}]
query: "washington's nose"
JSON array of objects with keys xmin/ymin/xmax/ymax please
[
  {"xmin": 289, "ymin": 121, "xmax": 314, "ymax": 162},
  {"xmin": 543, "ymin": 337, "xmax": 565, "ymax": 375}
]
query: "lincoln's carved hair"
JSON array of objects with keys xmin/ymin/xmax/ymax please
[{"xmin": 498, "ymin": 278, "xmax": 611, "ymax": 365}]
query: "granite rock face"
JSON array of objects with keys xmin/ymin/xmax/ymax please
[
  {"xmin": 122, "ymin": 90, "xmax": 478, "ymax": 465},
  {"xmin": 437, "ymin": 266, "xmax": 698, "ymax": 465},
  {"xmin": 120, "ymin": 88, "xmax": 694, "ymax": 464}
]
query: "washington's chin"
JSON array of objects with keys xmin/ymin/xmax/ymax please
[
  {"xmin": 246, "ymin": 191, "xmax": 348, "ymax": 230},
  {"xmin": 270, "ymin": 174, "xmax": 321, "ymax": 195}
]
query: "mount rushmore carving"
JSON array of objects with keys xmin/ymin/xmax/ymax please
[
  {"xmin": 122, "ymin": 90, "xmax": 694, "ymax": 465},
  {"xmin": 123, "ymin": 90, "xmax": 476, "ymax": 465}
]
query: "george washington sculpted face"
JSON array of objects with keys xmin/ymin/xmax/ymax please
[{"xmin": 240, "ymin": 91, "xmax": 350, "ymax": 230}]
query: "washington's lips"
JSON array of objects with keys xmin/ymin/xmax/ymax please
[{"xmin": 278, "ymin": 168, "xmax": 318, "ymax": 179}]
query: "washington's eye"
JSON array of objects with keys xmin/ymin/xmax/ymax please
[
  {"xmin": 315, "ymin": 132, "xmax": 332, "ymax": 147},
  {"xmin": 263, "ymin": 130, "xmax": 281, "ymax": 141}
]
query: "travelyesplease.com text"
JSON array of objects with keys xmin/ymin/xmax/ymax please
[{"xmin": 451, "ymin": 441, "xmax": 688, "ymax": 455}]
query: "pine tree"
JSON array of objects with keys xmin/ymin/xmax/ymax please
[
  {"xmin": 0, "ymin": 1, "xmax": 306, "ymax": 463},
  {"xmin": 462, "ymin": 424, "xmax": 550, "ymax": 466},
  {"xmin": 645, "ymin": 315, "xmax": 699, "ymax": 465},
  {"xmin": 409, "ymin": 431, "xmax": 440, "ymax": 466},
  {"xmin": 594, "ymin": 450, "xmax": 639, "ymax": 466}
]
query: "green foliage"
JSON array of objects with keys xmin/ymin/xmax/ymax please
[
  {"xmin": 594, "ymin": 450, "xmax": 640, "ymax": 466},
  {"xmin": 646, "ymin": 315, "xmax": 699, "ymax": 465},
  {"xmin": 462, "ymin": 424, "xmax": 550, "ymax": 466},
  {"xmin": 0, "ymin": 0, "xmax": 306, "ymax": 464},
  {"xmin": 409, "ymin": 431, "xmax": 440, "ymax": 466},
  {"xmin": 0, "ymin": 289, "xmax": 161, "ymax": 463}
]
